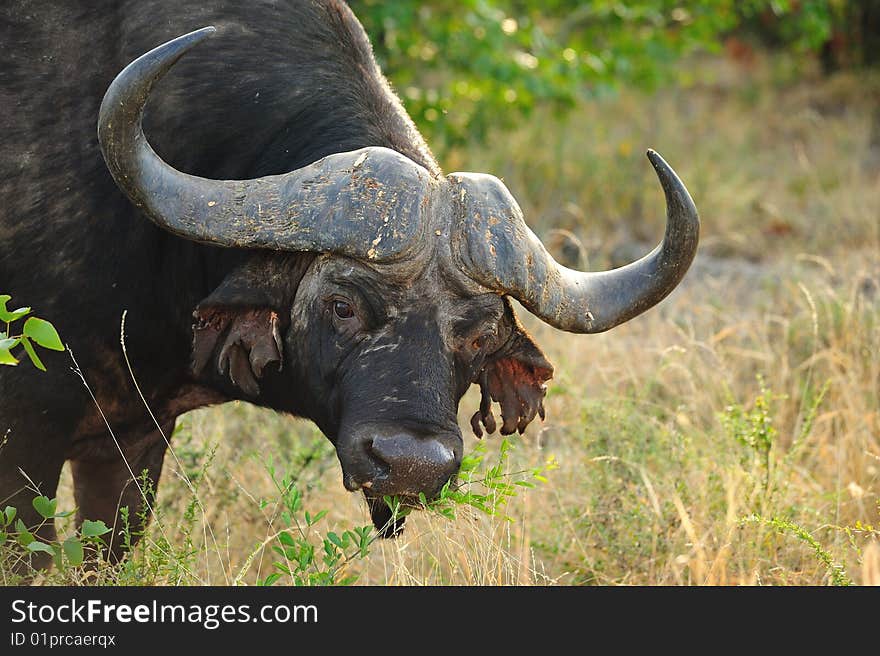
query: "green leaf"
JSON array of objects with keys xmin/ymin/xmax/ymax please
[
  {"xmin": 460, "ymin": 453, "xmax": 482, "ymax": 472},
  {"xmin": 0, "ymin": 531, "xmax": 7, "ymax": 545},
  {"xmin": 259, "ymin": 572, "xmax": 282, "ymax": 586},
  {"xmin": 0, "ymin": 346, "xmax": 18, "ymax": 366},
  {"xmin": 5, "ymin": 307, "xmax": 32, "ymax": 322},
  {"xmin": 81, "ymin": 519, "xmax": 111, "ymax": 538},
  {"xmin": 326, "ymin": 531, "xmax": 346, "ymax": 550},
  {"xmin": 32, "ymin": 495, "xmax": 57, "ymax": 519},
  {"xmin": 278, "ymin": 531, "xmax": 297, "ymax": 547},
  {"xmin": 0, "ymin": 296, "xmax": 31, "ymax": 323},
  {"xmin": 0, "ymin": 337, "xmax": 19, "ymax": 350},
  {"xmin": 4, "ymin": 506, "xmax": 17, "ymax": 525},
  {"xmin": 357, "ymin": 533, "xmax": 371, "ymax": 557},
  {"xmin": 27, "ymin": 541, "xmax": 55, "ymax": 555},
  {"xmin": 20, "ymin": 336, "xmax": 46, "ymax": 371},
  {"xmin": 298, "ymin": 543, "xmax": 314, "ymax": 568},
  {"xmin": 63, "ymin": 537, "xmax": 84, "ymax": 567},
  {"xmin": 23, "ymin": 317, "xmax": 64, "ymax": 351},
  {"xmin": 14, "ymin": 519, "xmax": 34, "ymax": 546},
  {"xmin": 272, "ymin": 562, "xmax": 292, "ymax": 576}
]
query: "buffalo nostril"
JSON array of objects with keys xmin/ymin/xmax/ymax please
[
  {"xmin": 344, "ymin": 430, "xmax": 461, "ymax": 498},
  {"xmin": 342, "ymin": 472, "xmax": 361, "ymax": 491},
  {"xmin": 370, "ymin": 434, "xmax": 457, "ymax": 478},
  {"xmin": 343, "ymin": 439, "xmax": 388, "ymax": 492}
]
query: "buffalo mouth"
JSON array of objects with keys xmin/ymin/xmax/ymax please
[
  {"xmin": 366, "ymin": 495, "xmax": 407, "ymax": 538},
  {"xmin": 363, "ymin": 487, "xmax": 452, "ymax": 538},
  {"xmin": 337, "ymin": 425, "xmax": 463, "ymax": 536},
  {"xmin": 361, "ymin": 472, "xmax": 460, "ymax": 538}
]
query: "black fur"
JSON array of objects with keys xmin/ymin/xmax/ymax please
[
  {"xmin": 0, "ymin": 0, "xmax": 549, "ymax": 561},
  {"xmin": 0, "ymin": 0, "xmax": 441, "ymax": 557}
]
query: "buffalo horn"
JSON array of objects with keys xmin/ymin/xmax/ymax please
[
  {"xmin": 451, "ymin": 150, "xmax": 699, "ymax": 333},
  {"xmin": 98, "ymin": 28, "xmax": 431, "ymax": 262}
]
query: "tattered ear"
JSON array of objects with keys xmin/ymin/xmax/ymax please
[
  {"xmin": 189, "ymin": 254, "xmax": 312, "ymax": 397},
  {"xmin": 470, "ymin": 314, "xmax": 554, "ymax": 438},
  {"xmin": 191, "ymin": 305, "xmax": 283, "ymax": 398}
]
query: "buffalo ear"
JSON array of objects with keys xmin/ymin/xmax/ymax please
[
  {"xmin": 470, "ymin": 309, "xmax": 553, "ymax": 438},
  {"xmin": 190, "ymin": 254, "xmax": 312, "ymax": 397},
  {"xmin": 191, "ymin": 305, "xmax": 283, "ymax": 398}
]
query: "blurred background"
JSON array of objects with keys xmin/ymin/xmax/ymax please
[
  {"xmin": 353, "ymin": 1, "xmax": 880, "ymax": 147},
  {"xmin": 48, "ymin": 1, "xmax": 880, "ymax": 586},
  {"xmin": 349, "ymin": 0, "xmax": 880, "ymax": 275}
]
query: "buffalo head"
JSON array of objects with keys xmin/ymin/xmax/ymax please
[{"xmin": 97, "ymin": 28, "xmax": 699, "ymax": 535}]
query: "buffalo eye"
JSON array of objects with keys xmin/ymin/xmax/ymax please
[
  {"xmin": 333, "ymin": 300, "xmax": 355, "ymax": 319},
  {"xmin": 472, "ymin": 333, "xmax": 495, "ymax": 352}
]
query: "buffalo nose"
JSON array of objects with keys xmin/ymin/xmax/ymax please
[{"xmin": 369, "ymin": 432, "xmax": 459, "ymax": 496}]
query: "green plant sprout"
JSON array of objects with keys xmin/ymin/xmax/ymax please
[
  {"xmin": 0, "ymin": 294, "xmax": 64, "ymax": 370},
  {"xmin": 384, "ymin": 437, "xmax": 557, "ymax": 526},
  {"xmin": 0, "ymin": 498, "xmax": 111, "ymax": 574}
]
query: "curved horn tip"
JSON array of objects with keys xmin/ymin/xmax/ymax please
[
  {"xmin": 177, "ymin": 25, "xmax": 217, "ymax": 40},
  {"xmin": 160, "ymin": 25, "xmax": 217, "ymax": 55},
  {"xmin": 645, "ymin": 148, "xmax": 669, "ymax": 173},
  {"xmin": 99, "ymin": 25, "xmax": 217, "ymax": 108},
  {"xmin": 136, "ymin": 27, "xmax": 217, "ymax": 68},
  {"xmin": 98, "ymin": 26, "xmax": 217, "ymax": 133},
  {"xmin": 186, "ymin": 25, "xmax": 217, "ymax": 40},
  {"xmin": 136, "ymin": 26, "xmax": 217, "ymax": 73},
  {"xmin": 645, "ymin": 148, "xmax": 699, "ymax": 217}
]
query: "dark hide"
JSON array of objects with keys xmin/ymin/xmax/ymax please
[{"xmin": 0, "ymin": 0, "xmax": 550, "ymax": 562}]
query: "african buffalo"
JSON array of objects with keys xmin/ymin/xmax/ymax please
[{"xmin": 0, "ymin": 0, "xmax": 698, "ymax": 565}]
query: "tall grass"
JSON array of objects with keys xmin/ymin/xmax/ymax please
[{"xmin": 12, "ymin": 52, "xmax": 879, "ymax": 585}]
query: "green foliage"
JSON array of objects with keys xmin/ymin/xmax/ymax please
[
  {"xmin": 0, "ymin": 424, "xmax": 552, "ymax": 585},
  {"xmin": 720, "ymin": 376, "xmax": 777, "ymax": 472},
  {"xmin": 0, "ymin": 496, "xmax": 111, "ymax": 577},
  {"xmin": 244, "ymin": 463, "xmax": 374, "ymax": 586},
  {"xmin": 382, "ymin": 438, "xmax": 555, "ymax": 526},
  {"xmin": 80, "ymin": 519, "xmax": 113, "ymax": 539},
  {"xmin": 741, "ymin": 514, "xmax": 853, "ymax": 586},
  {"xmin": 746, "ymin": 0, "xmax": 835, "ymax": 51},
  {"xmin": 32, "ymin": 495, "xmax": 73, "ymax": 520},
  {"xmin": 0, "ymin": 294, "xmax": 64, "ymax": 370},
  {"xmin": 726, "ymin": 379, "xmax": 862, "ymax": 587},
  {"xmin": 243, "ymin": 438, "xmax": 554, "ymax": 585},
  {"xmin": 350, "ymin": 0, "xmax": 842, "ymax": 148}
]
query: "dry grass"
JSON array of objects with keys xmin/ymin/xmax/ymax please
[{"xmin": 38, "ymin": 53, "xmax": 880, "ymax": 586}]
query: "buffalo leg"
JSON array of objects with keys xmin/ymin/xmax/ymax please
[
  {"xmin": 70, "ymin": 422, "xmax": 172, "ymax": 561},
  {"xmin": 0, "ymin": 429, "xmax": 67, "ymax": 573}
]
